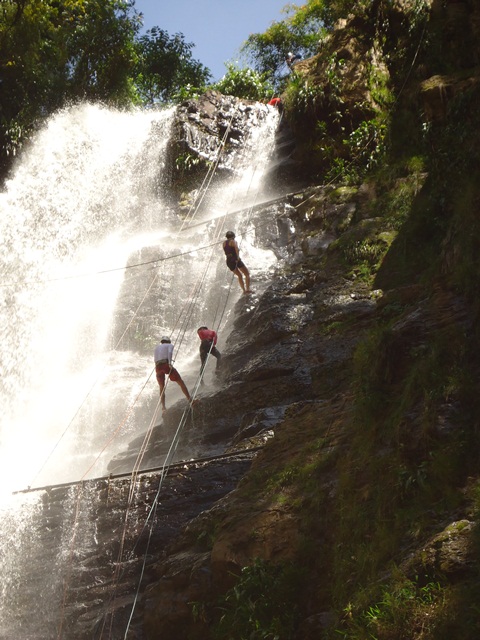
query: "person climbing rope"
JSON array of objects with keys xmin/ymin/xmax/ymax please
[
  {"xmin": 223, "ymin": 231, "xmax": 251, "ymax": 295},
  {"xmin": 268, "ymin": 97, "xmax": 283, "ymax": 113},
  {"xmin": 197, "ymin": 326, "xmax": 221, "ymax": 385},
  {"xmin": 285, "ymin": 52, "xmax": 301, "ymax": 70},
  {"xmin": 154, "ymin": 336, "xmax": 195, "ymax": 413}
]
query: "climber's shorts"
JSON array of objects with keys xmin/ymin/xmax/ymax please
[
  {"xmin": 156, "ymin": 363, "xmax": 181, "ymax": 384},
  {"xmin": 226, "ymin": 256, "xmax": 246, "ymax": 272}
]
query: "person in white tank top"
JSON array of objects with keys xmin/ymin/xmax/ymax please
[{"xmin": 154, "ymin": 336, "xmax": 195, "ymax": 413}]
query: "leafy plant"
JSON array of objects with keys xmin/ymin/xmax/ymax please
[
  {"xmin": 241, "ymin": 0, "xmax": 330, "ymax": 89},
  {"xmin": 134, "ymin": 27, "xmax": 211, "ymax": 105},
  {"xmin": 346, "ymin": 119, "xmax": 387, "ymax": 171},
  {"xmin": 212, "ymin": 558, "xmax": 302, "ymax": 640},
  {"xmin": 0, "ymin": 0, "xmax": 211, "ymax": 175},
  {"xmin": 175, "ymin": 152, "xmax": 202, "ymax": 173},
  {"xmin": 334, "ymin": 578, "xmax": 444, "ymax": 639},
  {"xmin": 211, "ymin": 64, "xmax": 274, "ymax": 101},
  {"xmin": 172, "ymin": 83, "xmax": 207, "ymax": 102},
  {"xmin": 283, "ymin": 73, "xmax": 327, "ymax": 120}
]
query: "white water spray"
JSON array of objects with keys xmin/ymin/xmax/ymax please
[
  {"xmin": 0, "ymin": 99, "xmax": 280, "ymax": 638},
  {"xmin": 0, "ymin": 101, "xmax": 279, "ymax": 494}
]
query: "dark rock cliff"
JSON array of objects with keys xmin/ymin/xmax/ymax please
[
  {"xmin": 17, "ymin": 2, "xmax": 480, "ymax": 639},
  {"xmin": 134, "ymin": 3, "xmax": 480, "ymax": 639}
]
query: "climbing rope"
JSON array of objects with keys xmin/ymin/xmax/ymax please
[
  {"xmin": 51, "ymin": 103, "xmax": 280, "ymax": 638},
  {"xmin": 111, "ymin": 24, "xmax": 433, "ymax": 633},
  {"xmin": 178, "ymin": 111, "xmax": 236, "ymax": 232},
  {"xmin": 118, "ymin": 111, "xmax": 281, "ymax": 639}
]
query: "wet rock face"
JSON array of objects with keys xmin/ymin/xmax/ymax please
[
  {"xmin": 135, "ymin": 233, "xmax": 381, "ymax": 639},
  {"xmin": 174, "ymin": 90, "xmax": 269, "ymax": 165},
  {"xmin": 11, "ymin": 454, "xmax": 254, "ymax": 640},
  {"xmin": 167, "ymin": 90, "xmax": 273, "ymax": 199},
  {"xmin": 106, "ymin": 179, "xmax": 372, "ymax": 478}
]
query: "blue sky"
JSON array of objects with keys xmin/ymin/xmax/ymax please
[{"xmin": 133, "ymin": 0, "xmax": 289, "ymax": 82}]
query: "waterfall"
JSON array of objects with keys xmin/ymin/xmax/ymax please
[
  {"xmin": 0, "ymin": 103, "xmax": 180, "ymax": 493},
  {"xmin": 0, "ymin": 100, "xmax": 279, "ymax": 637}
]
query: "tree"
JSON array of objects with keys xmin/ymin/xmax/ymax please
[
  {"xmin": 241, "ymin": 0, "xmax": 345, "ymax": 88},
  {"xmin": 133, "ymin": 27, "xmax": 211, "ymax": 105},
  {"xmin": 0, "ymin": 0, "xmax": 68, "ymax": 165},
  {"xmin": 0, "ymin": 0, "xmax": 141, "ymax": 177},
  {"xmin": 0, "ymin": 0, "xmax": 212, "ymax": 179},
  {"xmin": 63, "ymin": 0, "xmax": 141, "ymax": 103},
  {"xmin": 212, "ymin": 64, "xmax": 274, "ymax": 102}
]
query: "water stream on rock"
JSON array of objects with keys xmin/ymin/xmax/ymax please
[{"xmin": 0, "ymin": 101, "xmax": 279, "ymax": 637}]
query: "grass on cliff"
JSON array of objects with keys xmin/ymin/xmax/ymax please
[
  {"xmin": 211, "ymin": 558, "xmax": 304, "ymax": 640},
  {"xmin": 325, "ymin": 89, "xmax": 480, "ymax": 636},
  {"xmin": 330, "ymin": 489, "xmax": 480, "ymax": 640},
  {"xmin": 202, "ymin": 301, "xmax": 480, "ymax": 640},
  {"xmin": 190, "ymin": 11, "xmax": 480, "ymax": 639},
  {"xmin": 205, "ymin": 105, "xmax": 480, "ymax": 640}
]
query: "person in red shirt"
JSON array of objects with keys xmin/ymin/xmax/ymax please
[
  {"xmin": 197, "ymin": 326, "xmax": 221, "ymax": 385},
  {"xmin": 268, "ymin": 97, "xmax": 283, "ymax": 113}
]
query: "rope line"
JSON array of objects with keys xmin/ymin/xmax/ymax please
[
  {"xmin": 54, "ymin": 22, "xmax": 427, "ymax": 631},
  {"xmin": 99, "ymin": 116, "xmax": 244, "ymax": 637},
  {"xmin": 178, "ymin": 113, "xmax": 235, "ymax": 232},
  {"xmin": 121, "ymin": 402, "xmax": 196, "ymax": 639},
  {"xmin": 2, "ymin": 193, "xmax": 294, "ymax": 294},
  {"xmin": 28, "ymin": 261, "xmax": 167, "ymax": 488},
  {"xmin": 52, "ymin": 105, "xmax": 280, "ymax": 638},
  {"xmin": 120, "ymin": 109, "xmax": 281, "ymax": 638}
]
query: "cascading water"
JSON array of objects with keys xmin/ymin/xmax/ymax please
[
  {"xmin": 0, "ymin": 104, "xmax": 177, "ymax": 492},
  {"xmin": 0, "ymin": 100, "xmax": 280, "ymax": 638}
]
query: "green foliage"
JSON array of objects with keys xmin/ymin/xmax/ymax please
[
  {"xmin": 352, "ymin": 314, "xmax": 471, "ymax": 432},
  {"xmin": 134, "ymin": 27, "xmax": 211, "ymax": 105},
  {"xmin": 365, "ymin": 156, "xmax": 427, "ymax": 232},
  {"xmin": 283, "ymin": 73, "xmax": 326, "ymax": 119},
  {"xmin": 325, "ymin": 158, "xmax": 359, "ymax": 185},
  {"xmin": 267, "ymin": 463, "xmax": 300, "ymax": 491},
  {"xmin": 342, "ymin": 237, "xmax": 385, "ymax": 281},
  {"xmin": 212, "ymin": 64, "xmax": 274, "ymax": 101},
  {"xmin": 334, "ymin": 578, "xmax": 445, "ymax": 640},
  {"xmin": 0, "ymin": 0, "xmax": 141, "ymax": 173},
  {"xmin": 241, "ymin": 0, "xmax": 329, "ymax": 88},
  {"xmin": 283, "ymin": 48, "xmax": 390, "ymax": 183},
  {"xmin": 212, "ymin": 558, "xmax": 302, "ymax": 640},
  {"xmin": 173, "ymin": 151, "xmax": 208, "ymax": 188},
  {"xmin": 172, "ymin": 83, "xmax": 207, "ymax": 102},
  {"xmin": 0, "ymin": 0, "xmax": 210, "ymax": 175},
  {"xmin": 421, "ymin": 86, "xmax": 480, "ymax": 300},
  {"xmin": 64, "ymin": 0, "xmax": 140, "ymax": 101},
  {"xmin": 175, "ymin": 152, "xmax": 202, "ymax": 173},
  {"xmin": 323, "ymin": 118, "xmax": 388, "ymax": 185},
  {"xmin": 328, "ymin": 279, "xmax": 480, "ymax": 626},
  {"xmin": 347, "ymin": 120, "xmax": 387, "ymax": 171},
  {"xmin": 334, "ymin": 220, "xmax": 391, "ymax": 283}
]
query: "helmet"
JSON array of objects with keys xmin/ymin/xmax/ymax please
[
  {"xmin": 160, "ymin": 336, "xmax": 171, "ymax": 343},
  {"xmin": 225, "ymin": 231, "xmax": 235, "ymax": 239}
]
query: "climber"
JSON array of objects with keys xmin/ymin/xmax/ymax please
[
  {"xmin": 154, "ymin": 336, "xmax": 195, "ymax": 413},
  {"xmin": 223, "ymin": 231, "xmax": 251, "ymax": 294},
  {"xmin": 197, "ymin": 326, "xmax": 221, "ymax": 385},
  {"xmin": 286, "ymin": 52, "xmax": 301, "ymax": 70},
  {"xmin": 268, "ymin": 97, "xmax": 283, "ymax": 113}
]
